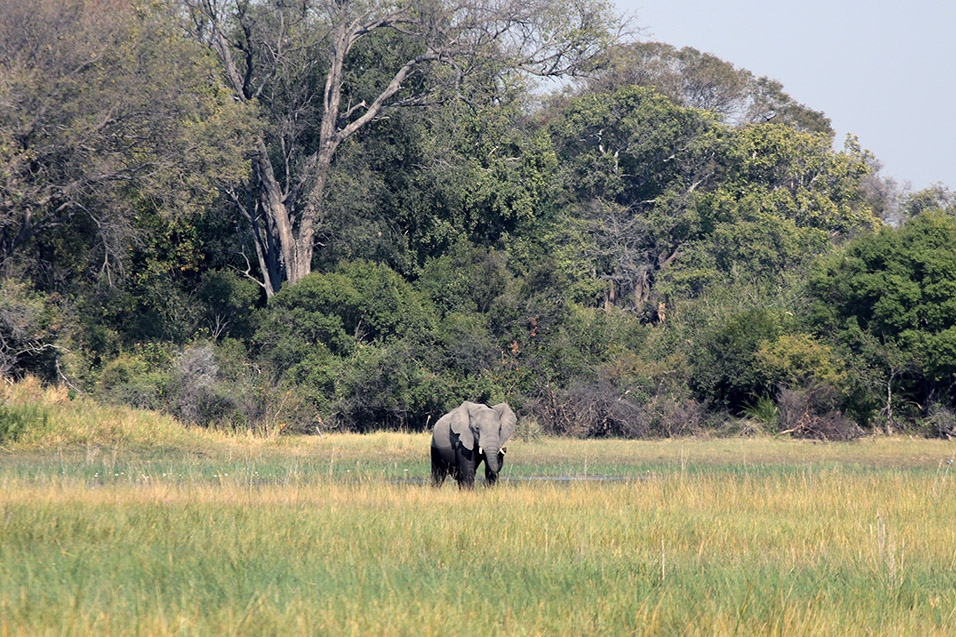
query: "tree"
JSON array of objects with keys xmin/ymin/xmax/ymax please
[
  {"xmin": 897, "ymin": 184, "xmax": 955, "ymax": 220},
  {"xmin": 580, "ymin": 41, "xmax": 833, "ymax": 135},
  {"xmin": 543, "ymin": 85, "xmax": 876, "ymax": 314},
  {"xmin": 546, "ymin": 86, "xmax": 722, "ymax": 309},
  {"xmin": 808, "ymin": 210, "xmax": 956, "ymax": 419},
  {"xmin": 184, "ymin": 0, "xmax": 621, "ymax": 295},
  {"xmin": 0, "ymin": 0, "xmax": 250, "ymax": 278}
]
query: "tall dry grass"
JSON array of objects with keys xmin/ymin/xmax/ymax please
[
  {"xmin": 3, "ymin": 441, "xmax": 956, "ymax": 635},
  {"xmin": 4, "ymin": 378, "xmax": 956, "ymax": 634},
  {"xmin": 1, "ymin": 376, "xmax": 206, "ymax": 449}
]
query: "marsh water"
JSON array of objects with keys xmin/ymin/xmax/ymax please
[
  {"xmin": 2, "ymin": 441, "xmax": 945, "ymax": 488},
  {"xmin": 391, "ymin": 474, "xmax": 663, "ymax": 486}
]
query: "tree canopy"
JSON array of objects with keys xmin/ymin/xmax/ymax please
[
  {"xmin": 1, "ymin": 0, "xmax": 952, "ymax": 438},
  {"xmin": 0, "ymin": 0, "xmax": 251, "ymax": 280}
]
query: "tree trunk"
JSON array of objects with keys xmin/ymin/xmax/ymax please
[{"xmin": 187, "ymin": 0, "xmax": 617, "ymax": 295}]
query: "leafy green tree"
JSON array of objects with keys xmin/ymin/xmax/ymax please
[
  {"xmin": 545, "ymin": 85, "xmax": 875, "ymax": 312},
  {"xmin": 583, "ymin": 42, "xmax": 750, "ymax": 119},
  {"xmin": 657, "ymin": 128, "xmax": 876, "ymax": 297},
  {"xmin": 808, "ymin": 210, "xmax": 956, "ymax": 420},
  {"xmin": 185, "ymin": 0, "xmax": 620, "ymax": 294},
  {"xmin": 581, "ymin": 41, "xmax": 832, "ymax": 134},
  {"xmin": 689, "ymin": 308, "xmax": 788, "ymax": 411},
  {"xmin": 0, "ymin": 0, "xmax": 250, "ymax": 277},
  {"xmin": 546, "ymin": 86, "xmax": 723, "ymax": 309},
  {"xmin": 333, "ymin": 341, "xmax": 448, "ymax": 431}
]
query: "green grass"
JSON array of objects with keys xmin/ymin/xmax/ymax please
[{"xmin": 4, "ymin": 381, "xmax": 956, "ymax": 634}]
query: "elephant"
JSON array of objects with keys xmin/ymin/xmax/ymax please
[{"xmin": 430, "ymin": 401, "xmax": 517, "ymax": 488}]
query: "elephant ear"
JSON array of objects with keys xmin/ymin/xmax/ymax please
[
  {"xmin": 449, "ymin": 402, "xmax": 478, "ymax": 450},
  {"xmin": 493, "ymin": 403, "xmax": 517, "ymax": 443}
]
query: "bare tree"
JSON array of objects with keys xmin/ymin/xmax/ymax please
[{"xmin": 185, "ymin": 0, "xmax": 621, "ymax": 295}]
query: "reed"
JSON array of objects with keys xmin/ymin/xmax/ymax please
[{"xmin": 3, "ymin": 430, "xmax": 956, "ymax": 635}]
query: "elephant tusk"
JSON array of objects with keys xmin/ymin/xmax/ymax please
[
  {"xmin": 478, "ymin": 446, "xmax": 483, "ymax": 456},
  {"xmin": 501, "ymin": 447, "xmax": 507, "ymax": 454}
]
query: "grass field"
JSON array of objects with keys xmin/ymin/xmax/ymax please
[{"xmin": 3, "ymin": 382, "xmax": 956, "ymax": 634}]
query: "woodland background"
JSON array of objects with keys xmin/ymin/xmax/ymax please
[{"xmin": 2, "ymin": 0, "xmax": 955, "ymax": 440}]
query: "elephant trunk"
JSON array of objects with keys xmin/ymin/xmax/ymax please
[{"xmin": 482, "ymin": 445, "xmax": 503, "ymax": 474}]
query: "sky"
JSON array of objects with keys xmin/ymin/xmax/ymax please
[{"xmin": 614, "ymin": 0, "xmax": 955, "ymax": 191}]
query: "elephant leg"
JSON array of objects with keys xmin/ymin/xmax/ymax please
[
  {"xmin": 430, "ymin": 447, "xmax": 449, "ymax": 487},
  {"xmin": 454, "ymin": 446, "xmax": 477, "ymax": 489}
]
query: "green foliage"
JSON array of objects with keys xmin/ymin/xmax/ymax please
[
  {"xmin": 95, "ymin": 350, "xmax": 172, "ymax": 411},
  {"xmin": 897, "ymin": 184, "xmax": 955, "ymax": 219},
  {"xmin": 583, "ymin": 42, "xmax": 833, "ymax": 134},
  {"xmin": 741, "ymin": 394, "xmax": 779, "ymax": 432},
  {"xmin": 690, "ymin": 308, "xmax": 788, "ymax": 411},
  {"xmin": 1, "ymin": 0, "xmax": 949, "ymax": 436},
  {"xmin": 333, "ymin": 343, "xmax": 448, "ymax": 432},
  {"xmin": 754, "ymin": 333, "xmax": 846, "ymax": 390},
  {"xmin": 551, "ymin": 86, "xmax": 719, "ymax": 204},
  {"xmin": 0, "ymin": 279, "xmax": 62, "ymax": 380},
  {"xmin": 196, "ymin": 270, "xmax": 261, "ymax": 340},
  {"xmin": 808, "ymin": 210, "xmax": 956, "ymax": 417},
  {"xmin": 339, "ymin": 103, "xmax": 561, "ymax": 271},
  {"xmin": 545, "ymin": 87, "xmax": 876, "ymax": 312},
  {"xmin": 257, "ymin": 261, "xmax": 434, "ymax": 360},
  {"xmin": 0, "ymin": 0, "xmax": 252, "ymax": 272},
  {"xmin": 661, "ymin": 128, "xmax": 876, "ymax": 296},
  {"xmin": 0, "ymin": 402, "xmax": 49, "ymax": 444}
]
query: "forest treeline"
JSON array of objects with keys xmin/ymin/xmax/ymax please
[{"xmin": 2, "ymin": 0, "xmax": 955, "ymax": 439}]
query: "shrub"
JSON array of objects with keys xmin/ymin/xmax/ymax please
[
  {"xmin": 171, "ymin": 344, "xmax": 222, "ymax": 426},
  {"xmin": 645, "ymin": 393, "xmax": 707, "ymax": 437},
  {"xmin": 95, "ymin": 352, "xmax": 171, "ymax": 411},
  {"xmin": 924, "ymin": 404, "xmax": 956, "ymax": 439},
  {"xmin": 690, "ymin": 308, "xmax": 788, "ymax": 411},
  {"xmin": 255, "ymin": 261, "xmax": 437, "ymax": 368},
  {"xmin": 0, "ymin": 279, "xmax": 62, "ymax": 381},
  {"xmin": 432, "ymin": 313, "xmax": 497, "ymax": 376},
  {"xmin": 331, "ymin": 343, "xmax": 448, "ymax": 432},
  {"xmin": 777, "ymin": 385, "xmax": 862, "ymax": 441},
  {"xmin": 741, "ymin": 394, "xmax": 780, "ymax": 433},
  {"xmin": 0, "ymin": 403, "xmax": 49, "ymax": 444},
  {"xmin": 530, "ymin": 382, "xmax": 648, "ymax": 438},
  {"xmin": 755, "ymin": 333, "xmax": 846, "ymax": 390},
  {"xmin": 514, "ymin": 416, "xmax": 544, "ymax": 442}
]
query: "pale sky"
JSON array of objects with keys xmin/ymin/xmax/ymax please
[{"xmin": 616, "ymin": 0, "xmax": 955, "ymax": 191}]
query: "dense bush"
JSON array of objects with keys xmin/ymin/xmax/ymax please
[
  {"xmin": 529, "ymin": 377, "xmax": 707, "ymax": 439},
  {"xmin": 0, "ymin": 280, "xmax": 62, "ymax": 381},
  {"xmin": 808, "ymin": 210, "xmax": 956, "ymax": 427},
  {"xmin": 331, "ymin": 343, "xmax": 448, "ymax": 432},
  {"xmin": 689, "ymin": 308, "xmax": 787, "ymax": 411},
  {"xmin": 95, "ymin": 351, "xmax": 172, "ymax": 411},
  {"xmin": 1, "ymin": 2, "xmax": 950, "ymax": 437}
]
